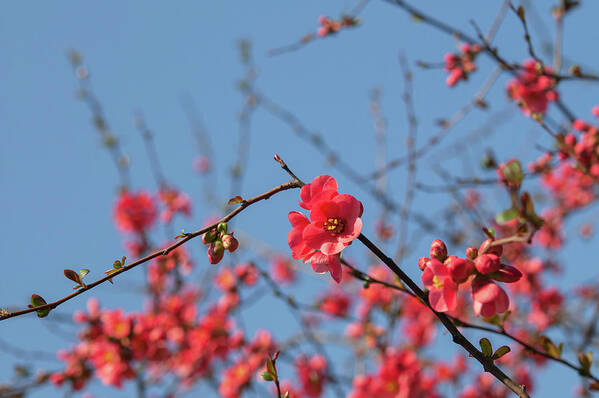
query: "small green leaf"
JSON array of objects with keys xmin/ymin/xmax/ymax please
[
  {"xmin": 64, "ymin": 269, "xmax": 81, "ymax": 284},
  {"xmin": 266, "ymin": 357, "xmax": 276, "ymax": 377},
  {"xmin": 496, "ymin": 208, "xmax": 519, "ymax": 224},
  {"xmin": 540, "ymin": 336, "xmax": 562, "ymax": 359},
  {"xmin": 480, "ymin": 338, "xmax": 493, "ymax": 357},
  {"xmin": 261, "ymin": 371, "xmax": 274, "ymax": 381},
  {"xmin": 492, "ymin": 345, "xmax": 511, "ymax": 360},
  {"xmin": 30, "ymin": 294, "xmax": 47, "ymax": 307},
  {"xmin": 227, "ymin": 195, "xmax": 244, "ymax": 205},
  {"xmin": 79, "ymin": 269, "xmax": 90, "ymax": 280},
  {"xmin": 579, "ymin": 351, "xmax": 593, "ymax": 374},
  {"xmin": 29, "ymin": 294, "xmax": 50, "ymax": 318}
]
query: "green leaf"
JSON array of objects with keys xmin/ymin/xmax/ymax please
[
  {"xmin": 495, "ymin": 208, "xmax": 519, "ymax": 224},
  {"xmin": 227, "ymin": 195, "xmax": 244, "ymax": 205},
  {"xmin": 266, "ymin": 357, "xmax": 276, "ymax": 377},
  {"xmin": 79, "ymin": 269, "xmax": 90, "ymax": 281},
  {"xmin": 492, "ymin": 345, "xmax": 511, "ymax": 360},
  {"xmin": 480, "ymin": 338, "xmax": 493, "ymax": 357},
  {"xmin": 261, "ymin": 371, "xmax": 274, "ymax": 381},
  {"xmin": 29, "ymin": 294, "xmax": 50, "ymax": 318},
  {"xmin": 579, "ymin": 351, "xmax": 593, "ymax": 374},
  {"xmin": 63, "ymin": 269, "xmax": 81, "ymax": 284},
  {"xmin": 540, "ymin": 336, "xmax": 562, "ymax": 359}
]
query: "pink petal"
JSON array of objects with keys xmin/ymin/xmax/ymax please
[
  {"xmin": 443, "ymin": 282, "xmax": 457, "ymax": 311},
  {"xmin": 310, "ymin": 253, "xmax": 329, "ymax": 273},
  {"xmin": 429, "ymin": 290, "xmax": 448, "ymax": 312},
  {"xmin": 495, "ymin": 287, "xmax": 510, "ymax": 314},
  {"xmin": 303, "ymin": 222, "xmax": 332, "ymax": 250},
  {"xmin": 421, "ymin": 266, "xmax": 434, "ymax": 288},
  {"xmin": 472, "ymin": 277, "xmax": 501, "ymax": 304},
  {"xmin": 479, "ymin": 301, "xmax": 497, "ymax": 317},
  {"xmin": 299, "ymin": 175, "xmax": 338, "ymax": 210},
  {"xmin": 429, "ymin": 259, "xmax": 449, "ymax": 278},
  {"xmin": 339, "ymin": 217, "xmax": 363, "ymax": 244},
  {"xmin": 327, "ymin": 255, "xmax": 342, "ymax": 283},
  {"xmin": 333, "ymin": 194, "xmax": 362, "ymax": 220},
  {"xmin": 310, "ymin": 201, "xmax": 339, "ymax": 223},
  {"xmin": 288, "ymin": 211, "xmax": 309, "ymax": 227},
  {"xmin": 320, "ymin": 241, "xmax": 347, "ymax": 256},
  {"xmin": 491, "ymin": 265, "xmax": 522, "ymax": 283}
]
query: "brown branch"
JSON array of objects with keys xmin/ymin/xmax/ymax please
[
  {"xmin": 0, "ymin": 180, "xmax": 302, "ymax": 322},
  {"xmin": 356, "ymin": 233, "xmax": 530, "ymax": 397},
  {"xmin": 276, "ymin": 157, "xmax": 530, "ymax": 398}
]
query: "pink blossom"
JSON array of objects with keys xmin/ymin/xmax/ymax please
[
  {"xmin": 113, "ymin": 190, "xmax": 157, "ymax": 233},
  {"xmin": 471, "ymin": 276, "xmax": 509, "ymax": 317},
  {"xmin": 421, "ymin": 259, "xmax": 458, "ymax": 312},
  {"xmin": 303, "ymin": 194, "xmax": 363, "ymax": 255}
]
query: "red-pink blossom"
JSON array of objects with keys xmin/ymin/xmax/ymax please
[
  {"xmin": 422, "ymin": 259, "xmax": 458, "ymax": 312},
  {"xmin": 113, "ymin": 190, "xmax": 157, "ymax": 233},
  {"xmin": 303, "ymin": 194, "xmax": 363, "ymax": 255},
  {"xmin": 471, "ymin": 276, "xmax": 509, "ymax": 317}
]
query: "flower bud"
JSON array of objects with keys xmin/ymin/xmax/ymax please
[
  {"xmin": 474, "ymin": 254, "xmax": 501, "ymax": 275},
  {"xmin": 202, "ymin": 230, "xmax": 218, "ymax": 244},
  {"xmin": 489, "ymin": 264, "xmax": 522, "ymax": 283},
  {"xmin": 465, "ymin": 246, "xmax": 478, "ymax": 260},
  {"xmin": 217, "ymin": 222, "xmax": 228, "ymax": 235},
  {"xmin": 418, "ymin": 257, "xmax": 430, "ymax": 271},
  {"xmin": 478, "ymin": 239, "xmax": 503, "ymax": 257},
  {"xmin": 430, "ymin": 239, "xmax": 447, "ymax": 262},
  {"xmin": 222, "ymin": 234, "xmax": 239, "ymax": 252},
  {"xmin": 447, "ymin": 257, "xmax": 475, "ymax": 283},
  {"xmin": 208, "ymin": 242, "xmax": 225, "ymax": 264}
]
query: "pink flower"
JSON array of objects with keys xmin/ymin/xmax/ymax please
[
  {"xmin": 288, "ymin": 211, "xmax": 343, "ymax": 282},
  {"xmin": 474, "ymin": 254, "xmax": 501, "ymax": 275},
  {"xmin": 507, "ymin": 60, "xmax": 558, "ymax": 116},
  {"xmin": 303, "ymin": 194, "xmax": 363, "ymax": 255},
  {"xmin": 471, "ymin": 277, "xmax": 509, "ymax": 317},
  {"xmin": 299, "ymin": 174, "xmax": 338, "ymax": 210},
  {"xmin": 288, "ymin": 211, "xmax": 316, "ymax": 261},
  {"xmin": 113, "ymin": 191, "xmax": 157, "ymax": 233},
  {"xmin": 421, "ymin": 259, "xmax": 458, "ymax": 312},
  {"xmin": 158, "ymin": 188, "xmax": 191, "ymax": 223}
]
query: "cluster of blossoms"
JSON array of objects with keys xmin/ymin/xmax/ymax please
[
  {"xmin": 114, "ymin": 189, "xmax": 192, "ymax": 257},
  {"xmin": 348, "ymin": 348, "xmax": 446, "ymax": 398},
  {"xmin": 157, "ymin": 187, "xmax": 191, "ymax": 223},
  {"xmin": 202, "ymin": 222, "xmax": 239, "ymax": 264},
  {"xmin": 507, "ymin": 60, "xmax": 558, "ymax": 116},
  {"xmin": 113, "ymin": 190, "xmax": 157, "ymax": 234},
  {"xmin": 420, "ymin": 239, "xmax": 522, "ymax": 317},
  {"xmin": 444, "ymin": 43, "xmax": 482, "ymax": 87},
  {"xmin": 50, "ymin": 256, "xmax": 276, "ymax": 396},
  {"xmin": 317, "ymin": 15, "xmax": 359, "ymax": 37},
  {"xmin": 288, "ymin": 175, "xmax": 363, "ymax": 282},
  {"xmin": 528, "ymin": 106, "xmax": 599, "ymax": 249}
]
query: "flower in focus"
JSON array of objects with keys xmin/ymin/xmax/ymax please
[{"xmin": 421, "ymin": 259, "xmax": 458, "ymax": 312}]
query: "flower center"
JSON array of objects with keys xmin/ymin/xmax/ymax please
[
  {"xmin": 432, "ymin": 275, "xmax": 444, "ymax": 289},
  {"xmin": 323, "ymin": 218, "xmax": 345, "ymax": 235}
]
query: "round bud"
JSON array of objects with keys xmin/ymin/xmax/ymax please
[
  {"xmin": 465, "ymin": 246, "xmax": 478, "ymax": 260},
  {"xmin": 217, "ymin": 222, "xmax": 228, "ymax": 235},
  {"xmin": 222, "ymin": 234, "xmax": 239, "ymax": 253},
  {"xmin": 430, "ymin": 239, "xmax": 448, "ymax": 262}
]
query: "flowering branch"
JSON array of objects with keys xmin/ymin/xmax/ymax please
[
  {"xmin": 0, "ymin": 180, "xmax": 301, "ymax": 322},
  {"xmin": 275, "ymin": 156, "xmax": 530, "ymax": 398}
]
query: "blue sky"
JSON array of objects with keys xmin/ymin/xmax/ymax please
[{"xmin": 2, "ymin": 1, "xmax": 599, "ymax": 397}]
